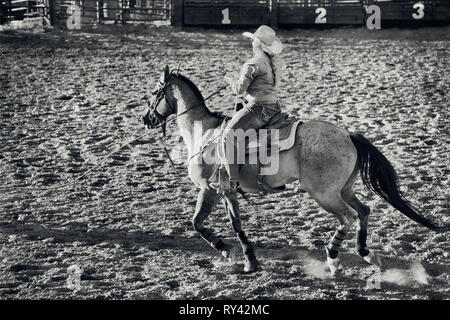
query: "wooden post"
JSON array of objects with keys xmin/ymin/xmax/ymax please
[
  {"xmin": 48, "ymin": 0, "xmax": 55, "ymax": 26},
  {"xmin": 98, "ymin": 0, "xmax": 104, "ymax": 22},
  {"xmin": 8, "ymin": 0, "xmax": 12, "ymax": 21},
  {"xmin": 172, "ymin": 0, "xmax": 183, "ymax": 27},
  {"xmin": 121, "ymin": 0, "xmax": 125, "ymax": 24},
  {"xmin": 270, "ymin": 0, "xmax": 278, "ymax": 29}
]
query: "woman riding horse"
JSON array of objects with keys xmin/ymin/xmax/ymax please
[{"xmin": 211, "ymin": 25, "xmax": 285, "ymax": 194}]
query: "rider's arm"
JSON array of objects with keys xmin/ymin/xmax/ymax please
[{"xmin": 229, "ymin": 63, "xmax": 259, "ymax": 95}]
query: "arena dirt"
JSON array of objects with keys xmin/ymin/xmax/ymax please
[{"xmin": 0, "ymin": 25, "xmax": 449, "ymax": 299}]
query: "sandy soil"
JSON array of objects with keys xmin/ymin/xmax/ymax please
[{"xmin": 0, "ymin": 25, "xmax": 449, "ymax": 300}]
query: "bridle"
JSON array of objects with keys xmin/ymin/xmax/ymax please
[
  {"xmin": 147, "ymin": 78, "xmax": 176, "ymax": 128},
  {"xmin": 146, "ymin": 72, "xmax": 228, "ymax": 133},
  {"xmin": 144, "ymin": 74, "xmax": 229, "ymax": 172}
]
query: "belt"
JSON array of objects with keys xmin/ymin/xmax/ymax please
[{"xmin": 244, "ymin": 94, "xmax": 278, "ymax": 105}]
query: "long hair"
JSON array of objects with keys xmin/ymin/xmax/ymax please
[
  {"xmin": 253, "ymin": 38, "xmax": 277, "ymax": 86},
  {"xmin": 264, "ymin": 52, "xmax": 277, "ymax": 86}
]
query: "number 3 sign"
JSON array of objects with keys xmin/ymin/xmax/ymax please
[{"xmin": 412, "ymin": 3, "xmax": 425, "ymax": 20}]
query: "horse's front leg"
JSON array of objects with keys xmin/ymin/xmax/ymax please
[
  {"xmin": 223, "ymin": 192, "xmax": 259, "ymax": 273},
  {"xmin": 192, "ymin": 187, "xmax": 232, "ymax": 259}
]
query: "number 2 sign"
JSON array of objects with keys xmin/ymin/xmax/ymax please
[{"xmin": 315, "ymin": 8, "xmax": 327, "ymax": 24}]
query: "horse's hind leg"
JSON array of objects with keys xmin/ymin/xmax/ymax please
[
  {"xmin": 341, "ymin": 186, "xmax": 382, "ymax": 267},
  {"xmin": 192, "ymin": 187, "xmax": 231, "ymax": 259},
  {"xmin": 310, "ymin": 192, "xmax": 358, "ymax": 276},
  {"xmin": 223, "ymin": 192, "xmax": 259, "ymax": 273}
]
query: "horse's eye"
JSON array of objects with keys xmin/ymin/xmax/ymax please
[{"xmin": 152, "ymin": 89, "xmax": 158, "ymax": 95}]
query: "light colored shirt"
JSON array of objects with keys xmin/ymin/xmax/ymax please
[{"xmin": 230, "ymin": 51, "xmax": 283, "ymax": 105}]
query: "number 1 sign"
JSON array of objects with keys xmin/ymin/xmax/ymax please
[{"xmin": 222, "ymin": 8, "xmax": 231, "ymax": 24}]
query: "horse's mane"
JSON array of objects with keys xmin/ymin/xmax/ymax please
[
  {"xmin": 172, "ymin": 73, "xmax": 206, "ymax": 104},
  {"xmin": 171, "ymin": 72, "xmax": 228, "ymax": 122}
]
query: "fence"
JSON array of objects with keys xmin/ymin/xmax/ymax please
[
  {"xmin": 52, "ymin": 0, "xmax": 171, "ymax": 26},
  {"xmin": 1, "ymin": 0, "xmax": 450, "ymax": 27},
  {"xmin": 183, "ymin": 0, "xmax": 272, "ymax": 26},
  {"xmin": 0, "ymin": 0, "xmax": 51, "ymax": 25},
  {"xmin": 174, "ymin": 0, "xmax": 450, "ymax": 27},
  {"xmin": 278, "ymin": 0, "xmax": 364, "ymax": 25},
  {"xmin": 0, "ymin": 0, "xmax": 171, "ymax": 26}
]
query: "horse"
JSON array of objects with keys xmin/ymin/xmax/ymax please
[{"xmin": 142, "ymin": 66, "xmax": 444, "ymax": 274}]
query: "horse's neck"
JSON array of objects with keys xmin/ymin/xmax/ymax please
[{"xmin": 173, "ymin": 80, "xmax": 219, "ymax": 156}]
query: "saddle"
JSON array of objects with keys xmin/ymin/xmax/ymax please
[
  {"xmin": 246, "ymin": 112, "xmax": 302, "ymax": 154},
  {"xmin": 206, "ymin": 108, "xmax": 303, "ymax": 194}
]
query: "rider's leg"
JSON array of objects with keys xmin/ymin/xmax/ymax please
[{"xmin": 221, "ymin": 106, "xmax": 266, "ymax": 191}]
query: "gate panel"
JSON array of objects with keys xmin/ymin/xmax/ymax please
[
  {"xmin": 52, "ymin": 0, "xmax": 171, "ymax": 26},
  {"xmin": 124, "ymin": 0, "xmax": 171, "ymax": 22},
  {"xmin": 278, "ymin": 0, "xmax": 364, "ymax": 26},
  {"xmin": 1, "ymin": 0, "xmax": 51, "ymax": 25},
  {"xmin": 184, "ymin": 0, "xmax": 271, "ymax": 26},
  {"xmin": 433, "ymin": 0, "xmax": 450, "ymax": 21},
  {"xmin": 374, "ymin": 0, "xmax": 437, "ymax": 23}
]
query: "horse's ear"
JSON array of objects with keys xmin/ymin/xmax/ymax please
[{"xmin": 164, "ymin": 65, "xmax": 170, "ymax": 81}]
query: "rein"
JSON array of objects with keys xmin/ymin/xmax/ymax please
[{"xmin": 153, "ymin": 81, "xmax": 228, "ymax": 172}]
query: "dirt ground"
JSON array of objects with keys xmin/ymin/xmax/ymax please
[{"xmin": 0, "ymin": 24, "xmax": 449, "ymax": 300}]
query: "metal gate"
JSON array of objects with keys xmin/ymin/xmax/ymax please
[
  {"xmin": 0, "ymin": 0, "xmax": 51, "ymax": 25},
  {"xmin": 52, "ymin": 0, "xmax": 171, "ymax": 27}
]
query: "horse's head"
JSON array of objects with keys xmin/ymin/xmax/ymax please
[{"xmin": 142, "ymin": 65, "xmax": 176, "ymax": 130}]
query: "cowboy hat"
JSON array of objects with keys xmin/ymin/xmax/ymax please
[{"xmin": 243, "ymin": 25, "xmax": 283, "ymax": 55}]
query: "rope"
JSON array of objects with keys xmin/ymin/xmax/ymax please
[{"xmin": 0, "ymin": 84, "xmax": 229, "ymax": 191}]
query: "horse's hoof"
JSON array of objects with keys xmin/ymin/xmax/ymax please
[
  {"xmin": 326, "ymin": 257, "xmax": 343, "ymax": 276},
  {"xmin": 243, "ymin": 259, "xmax": 259, "ymax": 273},
  {"xmin": 221, "ymin": 244, "xmax": 233, "ymax": 262},
  {"xmin": 363, "ymin": 250, "xmax": 382, "ymax": 268},
  {"xmin": 326, "ymin": 248, "xmax": 343, "ymax": 276}
]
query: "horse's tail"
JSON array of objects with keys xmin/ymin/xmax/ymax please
[{"xmin": 349, "ymin": 132, "xmax": 444, "ymax": 232}]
